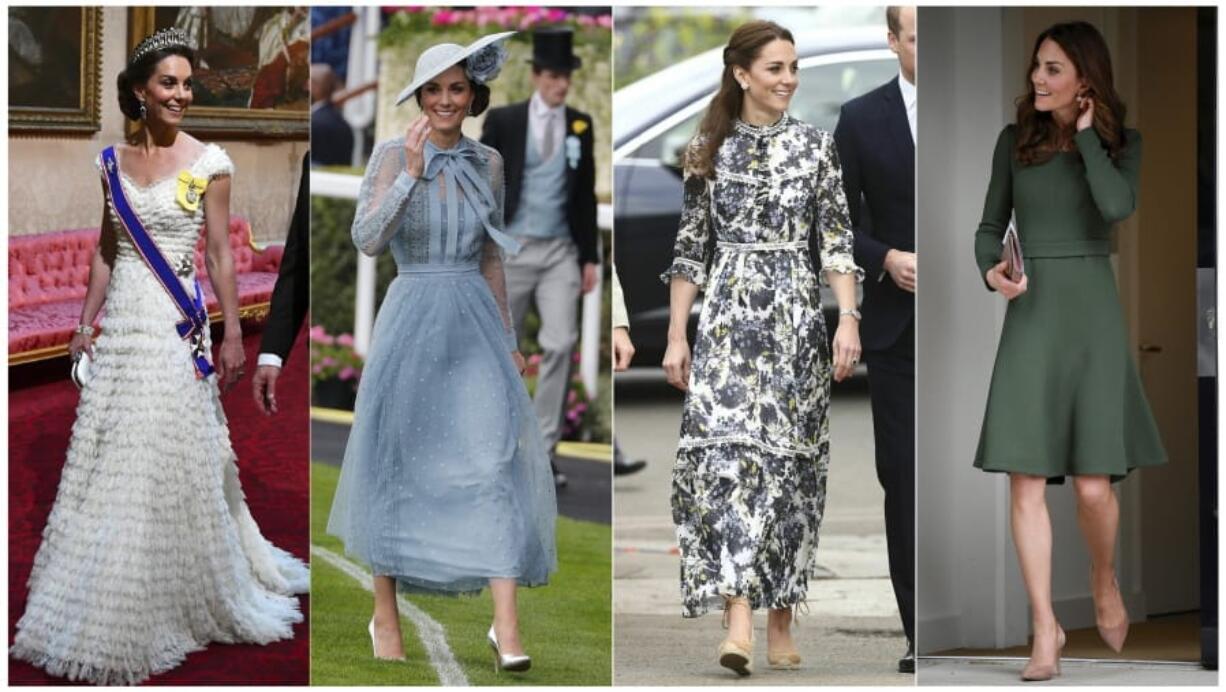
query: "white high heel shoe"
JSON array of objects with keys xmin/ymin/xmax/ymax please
[
  {"xmin": 369, "ymin": 619, "xmax": 406, "ymax": 661},
  {"xmin": 487, "ymin": 625, "xmax": 531, "ymax": 672}
]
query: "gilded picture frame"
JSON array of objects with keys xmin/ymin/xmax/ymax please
[
  {"xmin": 128, "ymin": 6, "xmax": 310, "ymax": 138},
  {"xmin": 8, "ymin": 7, "xmax": 104, "ymax": 134}
]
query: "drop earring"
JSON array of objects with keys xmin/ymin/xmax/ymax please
[{"xmin": 139, "ymin": 101, "xmax": 147, "ymax": 120}]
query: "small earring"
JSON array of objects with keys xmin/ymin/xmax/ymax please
[
  {"xmin": 740, "ymin": 82, "xmax": 748, "ymax": 91},
  {"xmin": 139, "ymin": 101, "xmax": 147, "ymax": 120}
]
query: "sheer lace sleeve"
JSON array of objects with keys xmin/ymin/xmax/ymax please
[
  {"xmin": 351, "ymin": 138, "xmax": 420, "ymax": 256},
  {"xmin": 480, "ymin": 147, "xmax": 518, "ymax": 351}
]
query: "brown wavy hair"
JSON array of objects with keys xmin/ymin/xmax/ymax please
[
  {"xmin": 1015, "ymin": 21, "xmax": 1127, "ymax": 167},
  {"xmin": 686, "ymin": 21, "xmax": 794, "ymax": 178}
]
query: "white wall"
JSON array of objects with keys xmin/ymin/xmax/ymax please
[{"xmin": 915, "ymin": 6, "xmax": 1147, "ymax": 653}]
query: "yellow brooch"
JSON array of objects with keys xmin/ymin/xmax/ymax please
[
  {"xmin": 176, "ymin": 171, "xmax": 209, "ymax": 212},
  {"xmin": 571, "ymin": 119, "xmax": 588, "ymax": 136}
]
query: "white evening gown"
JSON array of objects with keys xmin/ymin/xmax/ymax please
[{"xmin": 10, "ymin": 144, "xmax": 308, "ymax": 686}]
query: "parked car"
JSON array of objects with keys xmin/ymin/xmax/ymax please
[{"xmin": 613, "ymin": 28, "xmax": 896, "ymax": 367}]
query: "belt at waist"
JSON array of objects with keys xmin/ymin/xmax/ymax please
[
  {"xmin": 397, "ymin": 263, "xmax": 481, "ymax": 276},
  {"xmin": 1021, "ymin": 239, "xmax": 1111, "ymax": 258},
  {"xmin": 716, "ymin": 240, "xmax": 808, "ymax": 252}
]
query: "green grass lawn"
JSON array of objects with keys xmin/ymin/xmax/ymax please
[{"xmin": 310, "ymin": 462, "xmax": 612, "ymax": 686}]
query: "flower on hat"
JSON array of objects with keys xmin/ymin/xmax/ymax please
[{"xmin": 465, "ymin": 42, "xmax": 509, "ymax": 85}]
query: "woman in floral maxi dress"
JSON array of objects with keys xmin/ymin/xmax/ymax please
[{"xmin": 661, "ymin": 20, "xmax": 863, "ymax": 676}]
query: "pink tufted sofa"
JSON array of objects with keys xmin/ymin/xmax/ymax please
[{"xmin": 9, "ymin": 216, "xmax": 282, "ymax": 363}]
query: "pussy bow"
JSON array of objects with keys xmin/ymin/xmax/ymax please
[{"xmin": 421, "ymin": 143, "xmax": 522, "ymax": 255}]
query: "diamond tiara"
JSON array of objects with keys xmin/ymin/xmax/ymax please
[{"xmin": 130, "ymin": 28, "xmax": 191, "ymax": 65}]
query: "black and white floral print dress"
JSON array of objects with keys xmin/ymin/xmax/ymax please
[{"xmin": 661, "ymin": 114, "xmax": 862, "ymax": 617}]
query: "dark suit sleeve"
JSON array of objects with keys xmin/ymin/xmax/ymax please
[
  {"xmin": 834, "ymin": 104, "xmax": 890, "ymax": 279},
  {"xmin": 259, "ymin": 152, "xmax": 311, "ymax": 361},
  {"xmin": 573, "ymin": 114, "xmax": 599, "ymax": 265}
]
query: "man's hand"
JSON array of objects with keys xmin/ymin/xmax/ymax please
[
  {"xmin": 581, "ymin": 262, "xmax": 598, "ymax": 294},
  {"xmin": 252, "ymin": 364, "xmax": 281, "ymax": 415},
  {"xmin": 883, "ymin": 249, "xmax": 917, "ymax": 293},
  {"xmin": 613, "ymin": 327, "xmax": 635, "ymax": 371}
]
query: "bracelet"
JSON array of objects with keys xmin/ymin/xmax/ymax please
[
  {"xmin": 839, "ymin": 308, "xmax": 862, "ymax": 321},
  {"xmin": 74, "ymin": 324, "xmax": 95, "ymax": 336}
]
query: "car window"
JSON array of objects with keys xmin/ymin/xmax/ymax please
[{"xmin": 634, "ymin": 56, "xmax": 897, "ymax": 168}]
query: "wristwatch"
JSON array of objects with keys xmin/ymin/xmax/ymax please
[{"xmin": 839, "ymin": 308, "xmax": 862, "ymax": 321}]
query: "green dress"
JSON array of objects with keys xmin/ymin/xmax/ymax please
[{"xmin": 973, "ymin": 124, "xmax": 1166, "ymax": 483}]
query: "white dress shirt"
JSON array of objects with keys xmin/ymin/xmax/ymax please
[
  {"xmin": 898, "ymin": 71, "xmax": 917, "ymax": 145},
  {"xmin": 257, "ymin": 353, "xmax": 283, "ymax": 368},
  {"xmin": 528, "ymin": 90, "xmax": 565, "ymax": 161}
]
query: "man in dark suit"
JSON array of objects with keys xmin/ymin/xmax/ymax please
[
  {"xmin": 480, "ymin": 28, "xmax": 599, "ymax": 488},
  {"xmin": 833, "ymin": 5, "xmax": 917, "ymax": 673},
  {"xmin": 253, "ymin": 151, "xmax": 310, "ymax": 415}
]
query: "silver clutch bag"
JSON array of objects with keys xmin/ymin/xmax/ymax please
[{"xmin": 71, "ymin": 351, "xmax": 94, "ymax": 389}]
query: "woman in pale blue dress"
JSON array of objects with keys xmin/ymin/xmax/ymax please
[{"xmin": 326, "ymin": 32, "xmax": 556, "ymax": 671}]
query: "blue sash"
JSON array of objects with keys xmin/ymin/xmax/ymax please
[{"xmin": 100, "ymin": 146, "xmax": 214, "ymax": 379}]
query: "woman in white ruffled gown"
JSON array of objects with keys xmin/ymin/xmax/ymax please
[{"xmin": 9, "ymin": 29, "xmax": 307, "ymax": 686}]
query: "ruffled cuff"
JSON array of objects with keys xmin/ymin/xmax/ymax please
[
  {"xmin": 660, "ymin": 258, "xmax": 707, "ymax": 288},
  {"xmin": 819, "ymin": 257, "xmax": 865, "ymax": 286}
]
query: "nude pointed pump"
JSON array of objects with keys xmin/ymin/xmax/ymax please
[
  {"xmin": 368, "ymin": 619, "xmax": 406, "ymax": 661},
  {"xmin": 1020, "ymin": 625, "xmax": 1065, "ymax": 682},
  {"xmin": 487, "ymin": 625, "xmax": 531, "ymax": 673},
  {"xmin": 1098, "ymin": 618, "xmax": 1129, "ymax": 654},
  {"xmin": 1094, "ymin": 575, "xmax": 1130, "ymax": 653}
]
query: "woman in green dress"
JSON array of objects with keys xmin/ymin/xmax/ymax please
[{"xmin": 972, "ymin": 21, "xmax": 1165, "ymax": 681}]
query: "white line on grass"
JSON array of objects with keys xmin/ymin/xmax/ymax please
[{"xmin": 311, "ymin": 545, "xmax": 470, "ymax": 686}]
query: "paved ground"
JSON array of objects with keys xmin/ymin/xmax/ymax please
[
  {"xmin": 918, "ymin": 657, "xmax": 1218, "ymax": 686},
  {"xmin": 313, "ymin": 420, "xmax": 611, "ymax": 525},
  {"xmin": 613, "ymin": 370, "xmax": 910, "ymax": 686}
]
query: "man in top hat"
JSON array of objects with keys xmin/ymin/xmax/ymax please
[{"xmin": 481, "ymin": 28, "xmax": 599, "ymax": 489}]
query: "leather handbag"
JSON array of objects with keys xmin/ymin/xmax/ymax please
[{"xmin": 1001, "ymin": 219, "xmax": 1024, "ymax": 282}]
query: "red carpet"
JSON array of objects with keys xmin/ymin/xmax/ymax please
[{"xmin": 8, "ymin": 324, "xmax": 311, "ymax": 685}]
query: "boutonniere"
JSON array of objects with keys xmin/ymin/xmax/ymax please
[
  {"xmin": 565, "ymin": 134, "xmax": 581, "ymax": 170},
  {"xmin": 176, "ymin": 171, "xmax": 209, "ymax": 212},
  {"xmin": 571, "ymin": 119, "xmax": 588, "ymax": 136}
]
